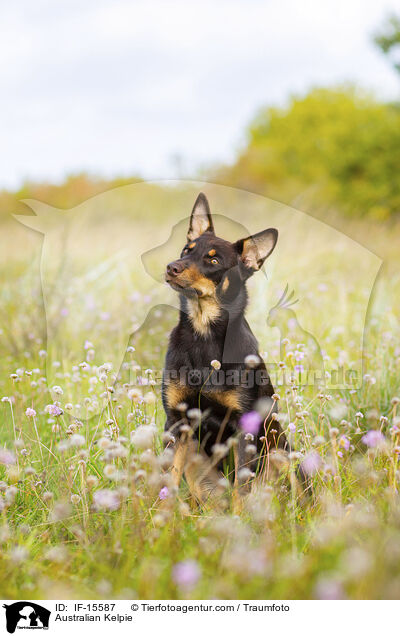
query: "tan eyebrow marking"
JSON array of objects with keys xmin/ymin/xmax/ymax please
[
  {"xmin": 208, "ymin": 249, "xmax": 216, "ymax": 256},
  {"xmin": 188, "ymin": 242, "xmax": 196, "ymax": 249}
]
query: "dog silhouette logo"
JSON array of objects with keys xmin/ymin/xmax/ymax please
[{"xmin": 2, "ymin": 602, "xmax": 50, "ymax": 633}]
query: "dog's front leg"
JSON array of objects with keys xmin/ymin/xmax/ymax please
[
  {"xmin": 171, "ymin": 433, "xmax": 190, "ymax": 489},
  {"xmin": 232, "ymin": 433, "xmax": 252, "ymax": 513}
]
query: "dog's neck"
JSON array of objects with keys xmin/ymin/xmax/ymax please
[{"xmin": 179, "ymin": 282, "xmax": 248, "ymax": 338}]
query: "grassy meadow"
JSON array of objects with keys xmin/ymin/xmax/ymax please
[{"xmin": 0, "ymin": 181, "xmax": 400, "ymax": 600}]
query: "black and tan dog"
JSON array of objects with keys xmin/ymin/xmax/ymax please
[{"xmin": 162, "ymin": 193, "xmax": 287, "ymax": 504}]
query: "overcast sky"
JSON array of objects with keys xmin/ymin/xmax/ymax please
[{"xmin": 1, "ymin": 0, "xmax": 399, "ymax": 189}]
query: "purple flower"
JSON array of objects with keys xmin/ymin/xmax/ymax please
[
  {"xmin": 0, "ymin": 448, "xmax": 16, "ymax": 465},
  {"xmin": 362, "ymin": 430, "xmax": 385, "ymax": 448},
  {"xmin": 288, "ymin": 422, "xmax": 296, "ymax": 433},
  {"xmin": 159, "ymin": 486, "xmax": 170, "ymax": 500},
  {"xmin": 339, "ymin": 435, "xmax": 350, "ymax": 451},
  {"xmin": 45, "ymin": 404, "xmax": 63, "ymax": 417},
  {"xmin": 25, "ymin": 407, "xmax": 37, "ymax": 418},
  {"xmin": 93, "ymin": 489, "xmax": 120, "ymax": 511},
  {"xmin": 294, "ymin": 364, "xmax": 304, "ymax": 373},
  {"xmin": 172, "ymin": 560, "xmax": 201, "ymax": 589},
  {"xmin": 301, "ymin": 451, "xmax": 322, "ymax": 476},
  {"xmin": 240, "ymin": 411, "xmax": 262, "ymax": 435},
  {"xmin": 315, "ymin": 577, "xmax": 344, "ymax": 600}
]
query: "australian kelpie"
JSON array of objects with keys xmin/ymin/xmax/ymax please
[{"xmin": 162, "ymin": 193, "xmax": 287, "ymax": 503}]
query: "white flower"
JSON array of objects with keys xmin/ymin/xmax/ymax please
[
  {"xmin": 93, "ymin": 489, "xmax": 120, "ymax": 511},
  {"xmin": 244, "ymin": 354, "xmax": 260, "ymax": 368},
  {"xmin": 187, "ymin": 408, "xmax": 202, "ymax": 420},
  {"xmin": 128, "ymin": 388, "xmax": 143, "ymax": 401},
  {"xmin": 131, "ymin": 425, "xmax": 156, "ymax": 450},
  {"xmin": 211, "ymin": 359, "xmax": 221, "ymax": 370},
  {"xmin": 143, "ymin": 392, "xmax": 156, "ymax": 404},
  {"xmin": 9, "ymin": 546, "xmax": 29, "ymax": 563},
  {"xmin": 44, "ymin": 546, "xmax": 68, "ymax": 563},
  {"xmin": 69, "ymin": 434, "xmax": 86, "ymax": 447},
  {"xmin": 0, "ymin": 448, "xmax": 16, "ymax": 465}
]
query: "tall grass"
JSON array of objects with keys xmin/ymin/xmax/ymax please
[{"xmin": 0, "ymin": 193, "xmax": 400, "ymax": 600}]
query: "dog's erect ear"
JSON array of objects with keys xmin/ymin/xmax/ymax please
[
  {"xmin": 187, "ymin": 193, "xmax": 214, "ymax": 241},
  {"xmin": 235, "ymin": 228, "xmax": 278, "ymax": 271}
]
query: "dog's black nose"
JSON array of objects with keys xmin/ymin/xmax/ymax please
[{"xmin": 166, "ymin": 260, "xmax": 185, "ymax": 276}]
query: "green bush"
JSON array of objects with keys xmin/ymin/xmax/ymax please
[{"xmin": 218, "ymin": 87, "xmax": 400, "ymax": 219}]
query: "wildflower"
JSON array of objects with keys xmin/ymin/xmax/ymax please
[
  {"xmin": 93, "ymin": 489, "xmax": 120, "ymax": 511},
  {"xmin": 237, "ymin": 467, "xmax": 255, "ymax": 482},
  {"xmin": 339, "ymin": 435, "xmax": 350, "ymax": 451},
  {"xmin": 172, "ymin": 560, "xmax": 201, "ymax": 589},
  {"xmin": 99, "ymin": 362, "xmax": 113, "ymax": 374},
  {"xmin": 288, "ymin": 422, "xmax": 296, "ymax": 433},
  {"xmin": 240, "ymin": 411, "xmax": 261, "ymax": 435},
  {"xmin": 0, "ymin": 448, "xmax": 16, "ymax": 465},
  {"xmin": 211, "ymin": 359, "xmax": 221, "ymax": 370},
  {"xmin": 131, "ymin": 425, "xmax": 156, "ymax": 450},
  {"xmin": 9, "ymin": 546, "xmax": 29, "ymax": 564},
  {"xmin": 362, "ymin": 430, "xmax": 385, "ymax": 448},
  {"xmin": 187, "ymin": 408, "xmax": 202, "ymax": 420},
  {"xmin": 159, "ymin": 486, "xmax": 170, "ymax": 500},
  {"xmin": 104, "ymin": 465, "xmax": 117, "ymax": 479},
  {"xmin": 244, "ymin": 354, "xmax": 260, "ymax": 369},
  {"xmin": 212, "ymin": 444, "xmax": 229, "ymax": 459},
  {"xmin": 71, "ymin": 494, "xmax": 81, "ymax": 505},
  {"xmin": 86, "ymin": 475, "xmax": 98, "ymax": 488},
  {"xmin": 57, "ymin": 441, "xmax": 70, "ymax": 453},
  {"xmin": 52, "ymin": 385, "xmax": 63, "ymax": 396},
  {"xmin": 5, "ymin": 486, "xmax": 18, "ymax": 503},
  {"xmin": 143, "ymin": 392, "xmax": 156, "ymax": 404},
  {"xmin": 128, "ymin": 388, "xmax": 143, "ymax": 401},
  {"xmin": 49, "ymin": 501, "xmax": 71, "ymax": 522},
  {"xmin": 44, "ymin": 546, "xmax": 67, "ymax": 563},
  {"xmin": 301, "ymin": 451, "xmax": 322, "ymax": 476},
  {"xmin": 315, "ymin": 577, "xmax": 344, "ymax": 600},
  {"xmin": 25, "ymin": 407, "xmax": 36, "ymax": 417},
  {"xmin": 45, "ymin": 404, "xmax": 63, "ymax": 417},
  {"xmin": 69, "ymin": 434, "xmax": 86, "ymax": 447},
  {"xmin": 162, "ymin": 431, "xmax": 175, "ymax": 445}
]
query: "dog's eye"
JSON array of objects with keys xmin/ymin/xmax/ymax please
[{"xmin": 210, "ymin": 257, "xmax": 219, "ymax": 265}]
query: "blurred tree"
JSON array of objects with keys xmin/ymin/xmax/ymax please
[
  {"xmin": 375, "ymin": 14, "xmax": 400, "ymax": 74},
  {"xmin": 217, "ymin": 87, "xmax": 400, "ymax": 219}
]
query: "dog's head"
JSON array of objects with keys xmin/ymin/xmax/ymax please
[{"xmin": 165, "ymin": 193, "xmax": 278, "ymax": 301}]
